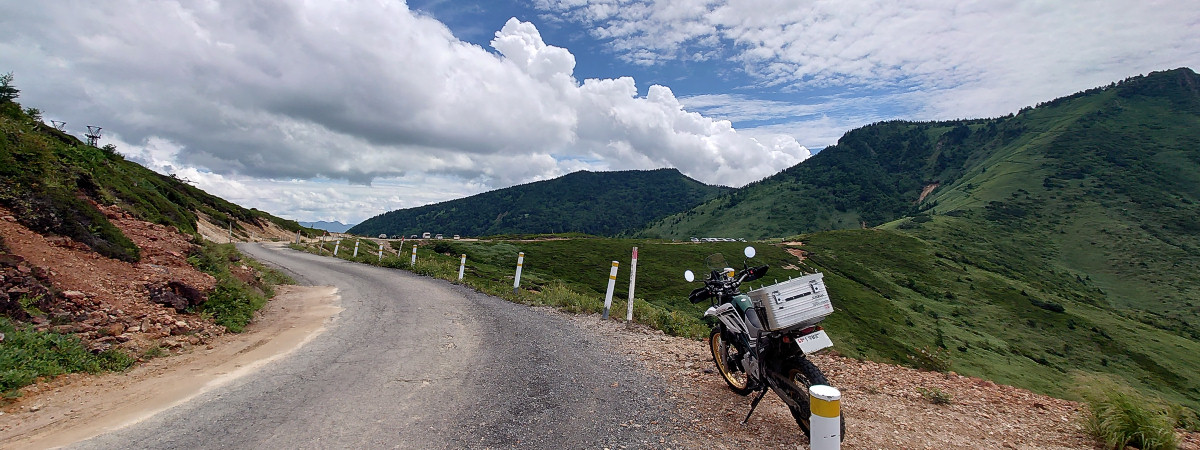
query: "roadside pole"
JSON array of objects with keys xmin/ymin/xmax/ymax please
[
  {"xmin": 398, "ymin": 237, "xmax": 405, "ymax": 256},
  {"xmin": 626, "ymin": 247, "xmax": 638, "ymax": 324},
  {"xmin": 513, "ymin": 252, "xmax": 524, "ymax": 295},
  {"xmin": 353, "ymin": 240, "xmax": 360, "ymax": 257},
  {"xmin": 410, "ymin": 246, "xmax": 417, "ymax": 266},
  {"xmin": 334, "ymin": 239, "xmax": 341, "ymax": 256},
  {"xmin": 377, "ymin": 241, "xmax": 384, "ymax": 261},
  {"xmin": 458, "ymin": 254, "xmax": 466, "ymax": 280},
  {"xmin": 810, "ymin": 385, "xmax": 842, "ymax": 449},
  {"xmin": 602, "ymin": 261, "xmax": 619, "ymax": 320}
]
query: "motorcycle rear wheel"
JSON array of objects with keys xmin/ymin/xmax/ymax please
[
  {"xmin": 777, "ymin": 357, "xmax": 845, "ymax": 440},
  {"xmin": 709, "ymin": 327, "xmax": 753, "ymax": 395}
]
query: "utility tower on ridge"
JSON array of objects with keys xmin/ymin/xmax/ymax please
[
  {"xmin": 85, "ymin": 126, "xmax": 102, "ymax": 147},
  {"xmin": 50, "ymin": 120, "xmax": 66, "ymax": 131}
]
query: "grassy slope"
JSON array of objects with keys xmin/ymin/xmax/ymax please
[
  {"xmin": 0, "ymin": 97, "xmax": 318, "ymax": 260},
  {"xmin": 348, "ymin": 168, "xmax": 730, "ymax": 238},
  {"xmin": 640, "ymin": 69, "xmax": 1200, "ymax": 410}
]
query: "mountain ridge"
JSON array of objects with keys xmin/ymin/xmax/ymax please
[{"xmin": 349, "ymin": 168, "xmax": 730, "ymax": 237}]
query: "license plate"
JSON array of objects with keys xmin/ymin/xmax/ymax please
[{"xmin": 797, "ymin": 329, "xmax": 833, "ymax": 354}]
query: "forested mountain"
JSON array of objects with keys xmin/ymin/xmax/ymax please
[
  {"xmin": 645, "ymin": 68, "xmax": 1200, "ymax": 410},
  {"xmin": 348, "ymin": 168, "xmax": 729, "ymax": 238},
  {"xmin": 641, "ymin": 68, "xmax": 1200, "ymax": 242}
]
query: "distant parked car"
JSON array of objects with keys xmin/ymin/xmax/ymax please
[
  {"xmin": 378, "ymin": 234, "xmax": 387, "ymax": 239},
  {"xmin": 410, "ymin": 235, "xmax": 418, "ymax": 239},
  {"xmin": 690, "ymin": 237, "xmax": 699, "ymax": 242},
  {"xmin": 453, "ymin": 235, "xmax": 460, "ymax": 240},
  {"xmin": 435, "ymin": 234, "xmax": 443, "ymax": 239},
  {"xmin": 422, "ymin": 232, "xmax": 431, "ymax": 239}
]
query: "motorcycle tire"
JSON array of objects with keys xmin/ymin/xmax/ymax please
[
  {"xmin": 709, "ymin": 327, "xmax": 753, "ymax": 396},
  {"xmin": 778, "ymin": 357, "xmax": 846, "ymax": 440}
]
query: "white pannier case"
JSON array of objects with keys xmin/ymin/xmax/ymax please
[{"xmin": 746, "ymin": 273, "xmax": 834, "ymax": 332}]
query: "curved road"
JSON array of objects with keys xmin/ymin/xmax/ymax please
[{"xmin": 73, "ymin": 244, "xmax": 679, "ymax": 449}]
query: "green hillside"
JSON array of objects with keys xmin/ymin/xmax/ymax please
[
  {"xmin": 0, "ymin": 74, "xmax": 317, "ymax": 261},
  {"xmin": 641, "ymin": 68, "xmax": 1200, "ymax": 410},
  {"xmin": 348, "ymin": 168, "xmax": 729, "ymax": 238}
]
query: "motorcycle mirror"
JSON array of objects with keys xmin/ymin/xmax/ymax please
[
  {"xmin": 744, "ymin": 246, "xmax": 756, "ymax": 259},
  {"xmin": 684, "ymin": 270, "xmax": 695, "ymax": 282}
]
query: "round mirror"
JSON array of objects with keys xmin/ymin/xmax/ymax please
[
  {"xmin": 684, "ymin": 270, "xmax": 695, "ymax": 282},
  {"xmin": 744, "ymin": 246, "xmax": 757, "ymax": 258}
]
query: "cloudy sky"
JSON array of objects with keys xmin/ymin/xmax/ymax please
[{"xmin": 2, "ymin": 1, "xmax": 1197, "ymax": 225}]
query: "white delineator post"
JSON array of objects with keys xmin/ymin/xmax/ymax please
[
  {"xmin": 410, "ymin": 246, "xmax": 417, "ymax": 266},
  {"xmin": 295, "ymin": 229, "xmax": 300, "ymax": 244},
  {"xmin": 353, "ymin": 240, "xmax": 360, "ymax": 257},
  {"xmin": 810, "ymin": 385, "xmax": 842, "ymax": 449},
  {"xmin": 626, "ymin": 247, "xmax": 638, "ymax": 323},
  {"xmin": 334, "ymin": 239, "xmax": 341, "ymax": 256},
  {"xmin": 377, "ymin": 241, "xmax": 384, "ymax": 261},
  {"xmin": 398, "ymin": 238, "xmax": 405, "ymax": 256},
  {"xmin": 602, "ymin": 261, "xmax": 619, "ymax": 320},
  {"xmin": 458, "ymin": 254, "xmax": 466, "ymax": 280},
  {"xmin": 512, "ymin": 252, "xmax": 524, "ymax": 295}
]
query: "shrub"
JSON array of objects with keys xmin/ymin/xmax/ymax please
[
  {"xmin": 190, "ymin": 242, "xmax": 286, "ymax": 332},
  {"xmin": 1076, "ymin": 374, "xmax": 1178, "ymax": 450}
]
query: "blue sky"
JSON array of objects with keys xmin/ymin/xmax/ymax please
[{"xmin": 2, "ymin": 1, "xmax": 1198, "ymax": 224}]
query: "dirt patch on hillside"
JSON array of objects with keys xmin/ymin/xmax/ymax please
[
  {"xmin": 0, "ymin": 285, "xmax": 341, "ymax": 449},
  {"xmin": 918, "ymin": 182, "xmax": 941, "ymax": 203},
  {"xmin": 0, "ymin": 206, "xmax": 222, "ymax": 355},
  {"xmin": 195, "ymin": 212, "xmax": 302, "ymax": 244}
]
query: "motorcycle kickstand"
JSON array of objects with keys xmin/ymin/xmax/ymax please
[{"xmin": 741, "ymin": 388, "xmax": 769, "ymax": 425}]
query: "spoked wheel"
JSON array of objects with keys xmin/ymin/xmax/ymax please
[
  {"xmin": 776, "ymin": 357, "xmax": 845, "ymax": 440},
  {"xmin": 709, "ymin": 327, "xmax": 753, "ymax": 395}
]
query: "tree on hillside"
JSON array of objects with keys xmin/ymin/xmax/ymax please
[{"xmin": 0, "ymin": 72, "xmax": 19, "ymax": 103}]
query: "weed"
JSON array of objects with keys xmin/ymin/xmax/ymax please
[
  {"xmin": 142, "ymin": 345, "xmax": 167, "ymax": 360},
  {"xmin": 1076, "ymin": 374, "xmax": 1178, "ymax": 450},
  {"xmin": 917, "ymin": 386, "xmax": 953, "ymax": 405}
]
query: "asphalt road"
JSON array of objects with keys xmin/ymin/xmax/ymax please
[{"xmin": 73, "ymin": 244, "xmax": 679, "ymax": 449}]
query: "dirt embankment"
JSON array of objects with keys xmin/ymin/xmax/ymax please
[
  {"xmin": 195, "ymin": 212, "xmax": 305, "ymax": 244},
  {"xmin": 0, "ymin": 206, "xmax": 224, "ymax": 355}
]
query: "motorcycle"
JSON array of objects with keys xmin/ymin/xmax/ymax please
[{"xmin": 685, "ymin": 246, "xmax": 844, "ymax": 439}]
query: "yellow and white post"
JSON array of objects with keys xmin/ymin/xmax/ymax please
[
  {"xmin": 377, "ymin": 241, "xmax": 384, "ymax": 261},
  {"xmin": 512, "ymin": 252, "xmax": 524, "ymax": 295},
  {"xmin": 602, "ymin": 261, "xmax": 619, "ymax": 319},
  {"xmin": 810, "ymin": 384, "xmax": 842, "ymax": 449},
  {"xmin": 410, "ymin": 246, "xmax": 417, "ymax": 266},
  {"xmin": 458, "ymin": 254, "xmax": 466, "ymax": 280}
]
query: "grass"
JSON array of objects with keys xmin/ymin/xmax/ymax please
[
  {"xmin": 1077, "ymin": 375, "xmax": 1179, "ymax": 450},
  {"xmin": 0, "ymin": 318, "xmax": 134, "ymax": 395},
  {"xmin": 189, "ymin": 241, "xmax": 292, "ymax": 332}
]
